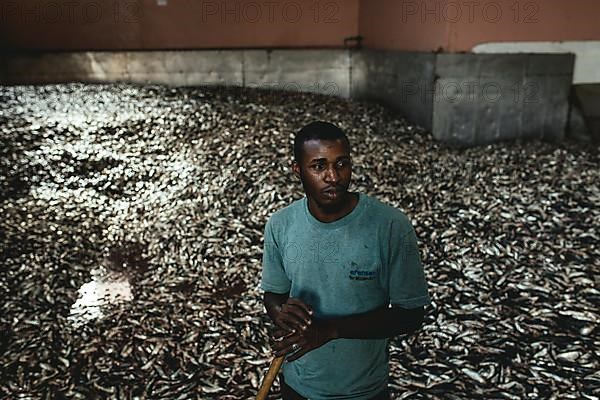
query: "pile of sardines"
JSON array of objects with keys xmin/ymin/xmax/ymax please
[{"xmin": 0, "ymin": 84, "xmax": 598, "ymax": 399}]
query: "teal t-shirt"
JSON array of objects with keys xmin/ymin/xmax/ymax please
[{"xmin": 261, "ymin": 193, "xmax": 431, "ymax": 400}]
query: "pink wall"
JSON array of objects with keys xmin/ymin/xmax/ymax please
[
  {"xmin": 359, "ymin": 0, "xmax": 449, "ymax": 52},
  {"xmin": 449, "ymin": 0, "xmax": 600, "ymax": 51},
  {"xmin": 2, "ymin": 0, "xmax": 599, "ymax": 52},
  {"xmin": 0, "ymin": 0, "xmax": 359, "ymax": 50},
  {"xmin": 359, "ymin": 0, "xmax": 600, "ymax": 52}
]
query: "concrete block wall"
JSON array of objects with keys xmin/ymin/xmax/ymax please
[
  {"xmin": 433, "ymin": 53, "xmax": 575, "ymax": 145},
  {"xmin": 0, "ymin": 51, "xmax": 245, "ymax": 86},
  {"xmin": 0, "ymin": 50, "xmax": 575, "ymax": 147},
  {"xmin": 244, "ymin": 50, "xmax": 350, "ymax": 98},
  {"xmin": 572, "ymin": 84, "xmax": 600, "ymax": 142},
  {"xmin": 0, "ymin": 50, "xmax": 350, "ymax": 95},
  {"xmin": 352, "ymin": 50, "xmax": 436, "ymax": 130}
]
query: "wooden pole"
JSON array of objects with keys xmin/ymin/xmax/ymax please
[{"xmin": 256, "ymin": 356, "xmax": 285, "ymax": 400}]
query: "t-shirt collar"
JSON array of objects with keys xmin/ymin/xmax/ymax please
[{"xmin": 303, "ymin": 192, "xmax": 368, "ymax": 230}]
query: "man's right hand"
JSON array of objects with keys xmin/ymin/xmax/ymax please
[
  {"xmin": 263, "ymin": 292, "xmax": 313, "ymax": 333},
  {"xmin": 273, "ymin": 298, "xmax": 313, "ymax": 332}
]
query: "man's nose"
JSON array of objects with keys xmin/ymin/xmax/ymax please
[{"xmin": 324, "ymin": 165, "xmax": 339, "ymax": 183}]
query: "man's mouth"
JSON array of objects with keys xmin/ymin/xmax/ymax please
[{"xmin": 322, "ymin": 188, "xmax": 343, "ymax": 199}]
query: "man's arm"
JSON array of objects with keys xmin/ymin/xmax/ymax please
[
  {"xmin": 327, "ymin": 304, "xmax": 425, "ymax": 339},
  {"xmin": 271, "ymin": 300, "xmax": 425, "ymax": 361}
]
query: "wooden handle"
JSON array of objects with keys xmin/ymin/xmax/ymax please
[{"xmin": 256, "ymin": 356, "xmax": 285, "ymax": 400}]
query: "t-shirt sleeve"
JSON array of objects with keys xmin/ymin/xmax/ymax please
[
  {"xmin": 388, "ymin": 220, "xmax": 431, "ymax": 309},
  {"xmin": 260, "ymin": 218, "xmax": 291, "ymax": 294}
]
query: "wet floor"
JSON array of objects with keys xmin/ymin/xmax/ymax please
[
  {"xmin": 68, "ymin": 268, "xmax": 133, "ymax": 327},
  {"xmin": 68, "ymin": 244, "xmax": 148, "ymax": 326}
]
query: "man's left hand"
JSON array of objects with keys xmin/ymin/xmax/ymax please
[{"xmin": 271, "ymin": 319, "xmax": 338, "ymax": 362}]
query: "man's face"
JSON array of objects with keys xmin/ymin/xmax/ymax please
[{"xmin": 292, "ymin": 138, "xmax": 352, "ymax": 210}]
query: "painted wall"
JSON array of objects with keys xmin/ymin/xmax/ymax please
[
  {"xmin": 359, "ymin": 0, "xmax": 600, "ymax": 52},
  {"xmin": 358, "ymin": 0, "xmax": 448, "ymax": 52},
  {"xmin": 449, "ymin": 0, "xmax": 600, "ymax": 52},
  {"xmin": 2, "ymin": 0, "xmax": 599, "ymax": 52},
  {"xmin": 0, "ymin": 0, "xmax": 359, "ymax": 50}
]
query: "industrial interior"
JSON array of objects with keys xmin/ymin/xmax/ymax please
[{"xmin": 0, "ymin": 1, "xmax": 598, "ymax": 399}]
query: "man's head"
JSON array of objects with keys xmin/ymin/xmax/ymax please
[
  {"xmin": 293, "ymin": 121, "xmax": 350, "ymax": 163},
  {"xmin": 292, "ymin": 121, "xmax": 353, "ymax": 212}
]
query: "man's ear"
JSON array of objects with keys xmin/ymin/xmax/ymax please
[{"xmin": 292, "ymin": 160, "xmax": 301, "ymax": 180}]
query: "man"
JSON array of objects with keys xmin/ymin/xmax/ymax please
[{"xmin": 261, "ymin": 121, "xmax": 431, "ymax": 400}]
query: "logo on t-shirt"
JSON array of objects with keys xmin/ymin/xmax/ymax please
[{"xmin": 349, "ymin": 269, "xmax": 376, "ymax": 281}]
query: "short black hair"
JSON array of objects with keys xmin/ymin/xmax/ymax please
[{"xmin": 293, "ymin": 121, "xmax": 350, "ymax": 161}]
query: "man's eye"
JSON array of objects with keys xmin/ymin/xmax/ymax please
[
  {"xmin": 337, "ymin": 160, "xmax": 350, "ymax": 168},
  {"xmin": 312, "ymin": 164, "xmax": 324, "ymax": 170}
]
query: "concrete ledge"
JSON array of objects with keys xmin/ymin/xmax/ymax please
[
  {"xmin": 572, "ymin": 84, "xmax": 600, "ymax": 142},
  {"xmin": 0, "ymin": 50, "xmax": 576, "ymax": 147},
  {"xmin": 352, "ymin": 50, "xmax": 436, "ymax": 130},
  {"xmin": 244, "ymin": 50, "xmax": 350, "ymax": 97},
  {"xmin": 433, "ymin": 53, "xmax": 575, "ymax": 146},
  {"xmin": 0, "ymin": 50, "xmax": 347, "ymax": 96}
]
